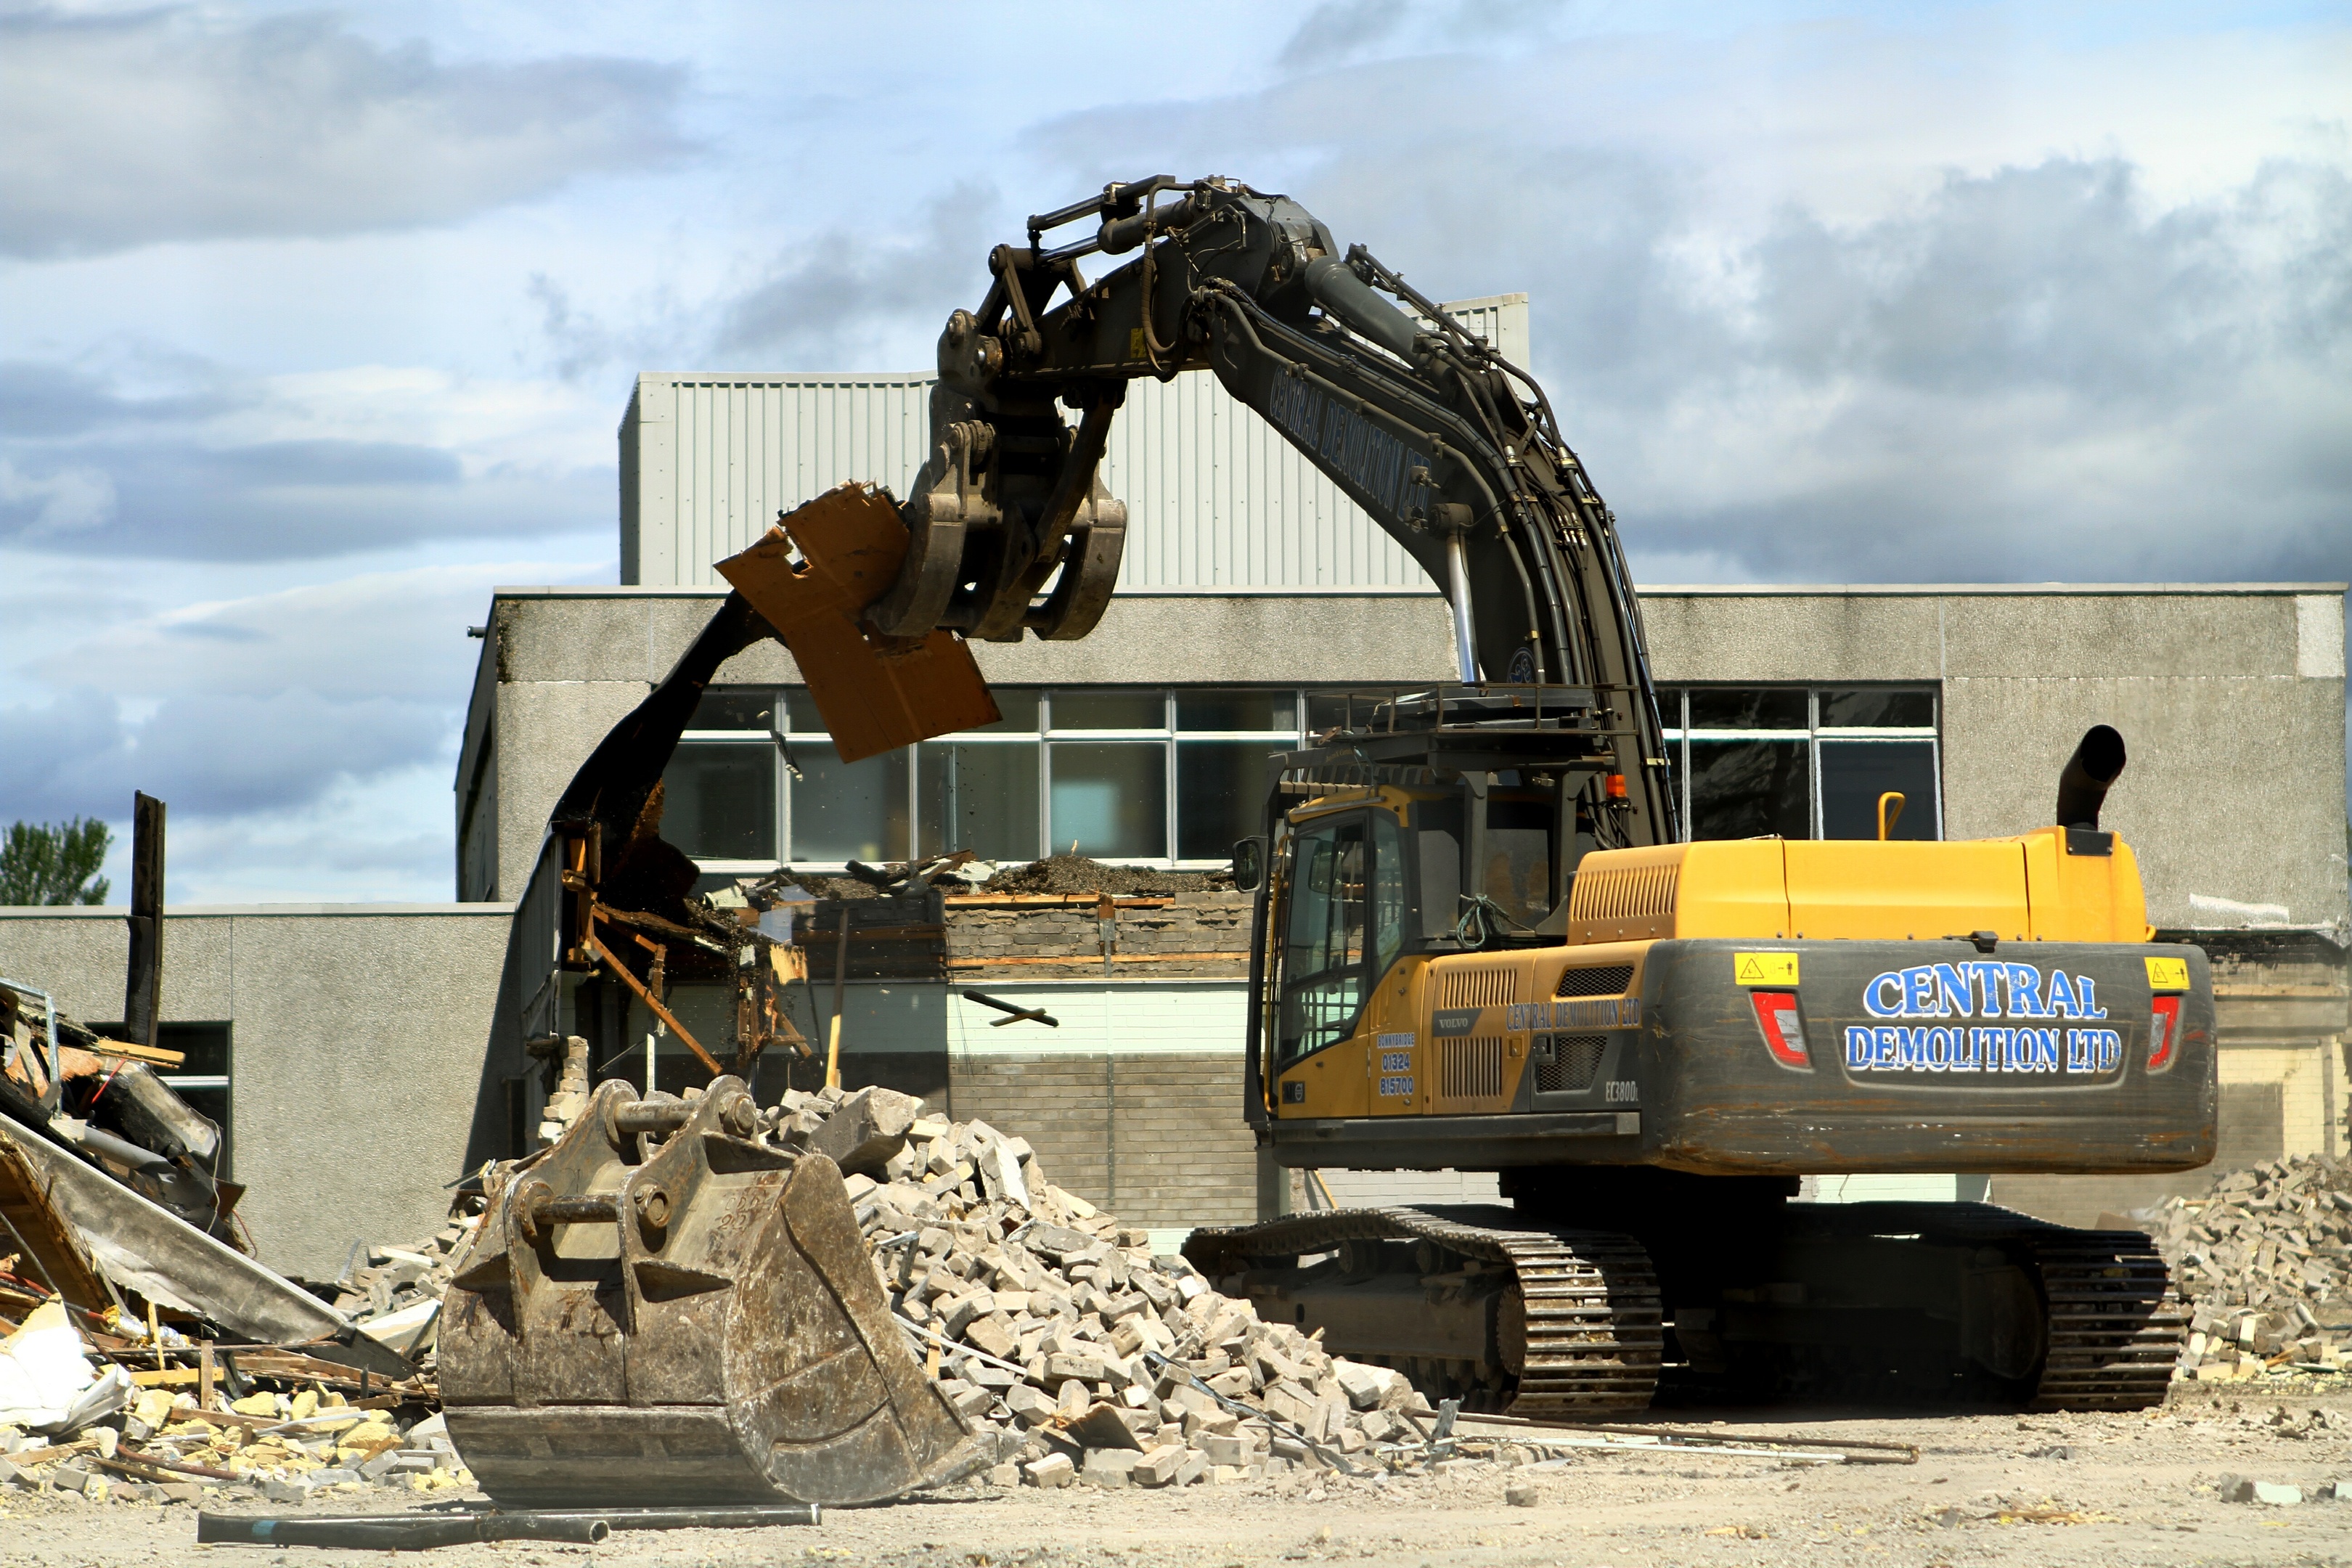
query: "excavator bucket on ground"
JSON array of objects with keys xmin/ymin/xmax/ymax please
[{"xmin": 438, "ymin": 1077, "xmax": 984, "ymax": 1507}]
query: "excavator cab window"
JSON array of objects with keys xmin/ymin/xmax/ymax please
[
  {"xmin": 1277, "ymin": 812, "xmax": 1407, "ymax": 1065},
  {"xmin": 1482, "ymin": 796, "xmax": 1554, "ymax": 930}
]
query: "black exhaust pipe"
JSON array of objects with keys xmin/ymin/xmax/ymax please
[{"xmin": 2055, "ymin": 724, "xmax": 2126, "ymax": 829}]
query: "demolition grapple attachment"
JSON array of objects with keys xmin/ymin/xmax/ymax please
[{"xmin": 438, "ymin": 1077, "xmax": 982, "ymax": 1506}]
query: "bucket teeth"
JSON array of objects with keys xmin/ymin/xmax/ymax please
[{"xmin": 440, "ymin": 1077, "xmax": 983, "ymax": 1506}]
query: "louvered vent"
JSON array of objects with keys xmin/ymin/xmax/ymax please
[
  {"xmin": 1555, "ymin": 964, "xmax": 1635, "ymax": 998},
  {"xmin": 1535, "ymin": 1034, "xmax": 1609, "ymax": 1093},
  {"xmin": 1441, "ymin": 1037, "xmax": 1505, "ymax": 1100},
  {"xmin": 1436, "ymin": 966, "xmax": 1519, "ymax": 1010},
  {"xmin": 1566, "ymin": 862, "xmax": 1680, "ymax": 926}
]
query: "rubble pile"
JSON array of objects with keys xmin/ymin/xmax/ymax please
[
  {"xmin": 2147, "ymin": 1154, "xmax": 2352, "ymax": 1383},
  {"xmin": 327, "ymin": 1214, "xmax": 480, "ymax": 1366},
  {"xmin": 773, "ymin": 1083, "xmax": 1461, "ymax": 1490},
  {"xmin": 0, "ymin": 1299, "xmax": 457, "ymax": 1506}
]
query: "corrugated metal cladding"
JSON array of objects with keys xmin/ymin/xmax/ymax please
[{"xmin": 619, "ymin": 294, "xmax": 1528, "ymax": 589}]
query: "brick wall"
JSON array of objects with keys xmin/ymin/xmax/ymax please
[
  {"xmin": 948, "ymin": 1050, "xmax": 1257, "ymax": 1231},
  {"xmin": 945, "ymin": 892, "xmax": 1251, "ymax": 980}
]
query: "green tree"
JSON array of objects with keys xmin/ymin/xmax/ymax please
[{"xmin": 0, "ymin": 819, "xmax": 113, "ymax": 905}]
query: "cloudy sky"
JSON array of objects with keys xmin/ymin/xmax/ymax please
[{"xmin": 2, "ymin": 1, "xmax": 2345, "ymax": 902}]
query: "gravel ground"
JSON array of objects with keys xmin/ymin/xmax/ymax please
[{"xmin": 4, "ymin": 1387, "xmax": 2349, "ymax": 1567}]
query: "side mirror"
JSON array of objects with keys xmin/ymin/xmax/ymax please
[{"xmin": 1231, "ymin": 837, "xmax": 1267, "ymax": 892}]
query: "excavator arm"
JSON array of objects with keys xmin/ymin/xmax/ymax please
[{"xmin": 872, "ymin": 176, "xmax": 1678, "ymax": 845}]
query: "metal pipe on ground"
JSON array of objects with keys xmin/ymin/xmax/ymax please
[{"xmin": 196, "ymin": 1504, "xmax": 821, "ymax": 1550}]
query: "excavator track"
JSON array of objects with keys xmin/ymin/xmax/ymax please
[
  {"xmin": 1191, "ymin": 1201, "xmax": 2182, "ymax": 1416},
  {"xmin": 1185, "ymin": 1206, "xmax": 1663, "ymax": 1416},
  {"xmin": 2020, "ymin": 1232, "xmax": 2184, "ymax": 1410},
  {"xmin": 1777, "ymin": 1202, "xmax": 2184, "ymax": 1413}
]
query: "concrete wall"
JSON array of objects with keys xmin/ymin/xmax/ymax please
[
  {"xmin": 1638, "ymin": 584, "xmax": 2349, "ymax": 932},
  {"xmin": 0, "ymin": 905, "xmax": 513, "ymax": 1280}
]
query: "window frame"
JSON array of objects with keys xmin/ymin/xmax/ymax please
[{"xmin": 1657, "ymin": 685, "xmax": 1944, "ymax": 843}]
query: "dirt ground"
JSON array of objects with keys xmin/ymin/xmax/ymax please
[{"xmin": 4, "ymin": 1387, "xmax": 2349, "ymax": 1568}]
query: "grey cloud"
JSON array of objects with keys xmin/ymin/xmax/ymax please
[
  {"xmin": 0, "ymin": 690, "xmax": 450, "ymax": 823},
  {"xmin": 714, "ymin": 183, "xmax": 1002, "ymax": 368},
  {"xmin": 1024, "ymin": 63, "xmax": 2352, "ymax": 587},
  {"xmin": 0, "ymin": 7, "xmax": 695, "ymax": 258},
  {"xmin": 1277, "ymin": 0, "xmax": 1408, "ymax": 68},
  {"xmin": 0, "ymin": 360, "xmax": 244, "ymax": 437},
  {"xmin": 1, "ymin": 398, "xmax": 607, "ymax": 560}
]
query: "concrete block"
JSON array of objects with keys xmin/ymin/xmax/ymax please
[
  {"xmin": 985, "ymin": 1462, "xmax": 1020, "ymax": 1487},
  {"xmin": 1024, "ymin": 1454, "xmax": 1076, "ymax": 1489},
  {"xmin": 1083, "ymin": 1449, "xmax": 1140, "ymax": 1488},
  {"xmin": 807, "ymin": 1087, "xmax": 923, "ymax": 1177},
  {"xmin": 1506, "ymin": 1482, "xmax": 1540, "ymax": 1508},
  {"xmin": 1199, "ymin": 1432, "xmax": 1253, "ymax": 1466},
  {"xmin": 2220, "ymin": 1475, "xmax": 2304, "ymax": 1505},
  {"xmin": 1133, "ymin": 1446, "xmax": 1184, "ymax": 1487}
]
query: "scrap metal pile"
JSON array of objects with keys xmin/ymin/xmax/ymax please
[
  {"xmin": 0, "ymin": 979, "xmax": 449, "ymax": 1510},
  {"xmin": 2147, "ymin": 1154, "xmax": 2352, "ymax": 1383}
]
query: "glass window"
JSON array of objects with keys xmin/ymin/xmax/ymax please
[
  {"xmin": 1280, "ymin": 814, "xmax": 1369, "ymax": 1063},
  {"xmin": 1048, "ymin": 743, "xmax": 1167, "ymax": 857},
  {"xmin": 965, "ymin": 689, "xmax": 1041, "ymax": 734},
  {"xmin": 1818, "ymin": 740, "xmax": 1940, "ymax": 840},
  {"xmin": 783, "ymin": 690, "xmax": 825, "ymax": 732},
  {"xmin": 1481, "ymin": 796, "xmax": 1554, "ymax": 927},
  {"xmin": 918, "ymin": 740, "xmax": 1041, "ymax": 861},
  {"xmin": 1653, "ymin": 688, "xmax": 1686, "ymax": 728},
  {"xmin": 1688, "ymin": 739, "xmax": 1811, "ymax": 839},
  {"xmin": 1412, "ymin": 795, "xmax": 1466, "ymax": 940},
  {"xmin": 663, "ymin": 743, "xmax": 777, "ymax": 859},
  {"xmin": 789, "ymin": 743, "xmax": 910, "ymax": 862},
  {"xmin": 1688, "ymin": 688, "xmax": 1808, "ymax": 730},
  {"xmin": 153, "ymin": 1021, "xmax": 231, "ymax": 1180},
  {"xmin": 687, "ymin": 688, "xmax": 776, "ymax": 730},
  {"xmin": 1177, "ymin": 690, "xmax": 1295, "ymax": 732},
  {"xmin": 1177, "ymin": 740, "xmax": 1275, "ymax": 860},
  {"xmin": 1818, "ymin": 689, "xmax": 1936, "ymax": 729},
  {"xmin": 1049, "ymin": 690, "xmax": 1164, "ymax": 730},
  {"xmin": 1369, "ymin": 813, "xmax": 1409, "ymax": 979}
]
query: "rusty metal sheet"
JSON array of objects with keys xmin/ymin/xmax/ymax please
[{"xmin": 716, "ymin": 484, "xmax": 997, "ymax": 764}]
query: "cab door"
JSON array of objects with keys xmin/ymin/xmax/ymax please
[{"xmin": 1273, "ymin": 810, "xmax": 1408, "ymax": 1116}]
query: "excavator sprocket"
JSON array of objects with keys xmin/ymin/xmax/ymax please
[{"xmin": 439, "ymin": 1077, "xmax": 984, "ymax": 1507}]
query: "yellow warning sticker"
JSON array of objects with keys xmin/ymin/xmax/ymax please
[
  {"xmin": 2144, "ymin": 955, "xmax": 2190, "ymax": 992},
  {"xmin": 1734, "ymin": 952, "xmax": 1799, "ymax": 987},
  {"xmin": 1128, "ymin": 327, "xmax": 1148, "ymax": 359}
]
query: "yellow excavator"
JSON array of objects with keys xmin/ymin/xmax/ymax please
[
  {"xmin": 442, "ymin": 176, "xmax": 2215, "ymax": 1510},
  {"xmin": 844, "ymin": 175, "xmax": 2216, "ymax": 1413}
]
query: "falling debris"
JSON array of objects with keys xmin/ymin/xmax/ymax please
[{"xmin": 2142, "ymin": 1153, "xmax": 2352, "ymax": 1381}]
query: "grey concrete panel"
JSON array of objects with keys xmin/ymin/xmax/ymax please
[
  {"xmin": 0, "ymin": 907, "xmax": 511, "ymax": 1281},
  {"xmin": 507, "ymin": 589, "xmax": 1458, "ymax": 693},
  {"xmin": 0, "ymin": 910, "xmax": 234, "ymax": 1024},
  {"xmin": 492, "ymin": 681, "xmax": 651, "ymax": 899},
  {"xmin": 219, "ymin": 911, "xmax": 509, "ymax": 1277},
  {"xmin": 1943, "ymin": 674, "xmax": 2349, "ymax": 928},
  {"xmin": 491, "ymin": 597, "xmax": 658, "ymax": 685},
  {"xmin": 1940, "ymin": 592, "xmax": 2300, "ymax": 679},
  {"xmin": 1638, "ymin": 594, "xmax": 1944, "ymax": 685}
]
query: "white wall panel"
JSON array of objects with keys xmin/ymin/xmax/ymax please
[{"xmin": 620, "ymin": 296, "xmax": 1526, "ymax": 593}]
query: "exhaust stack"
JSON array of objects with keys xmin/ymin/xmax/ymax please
[{"xmin": 2056, "ymin": 724, "xmax": 2127, "ymax": 829}]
